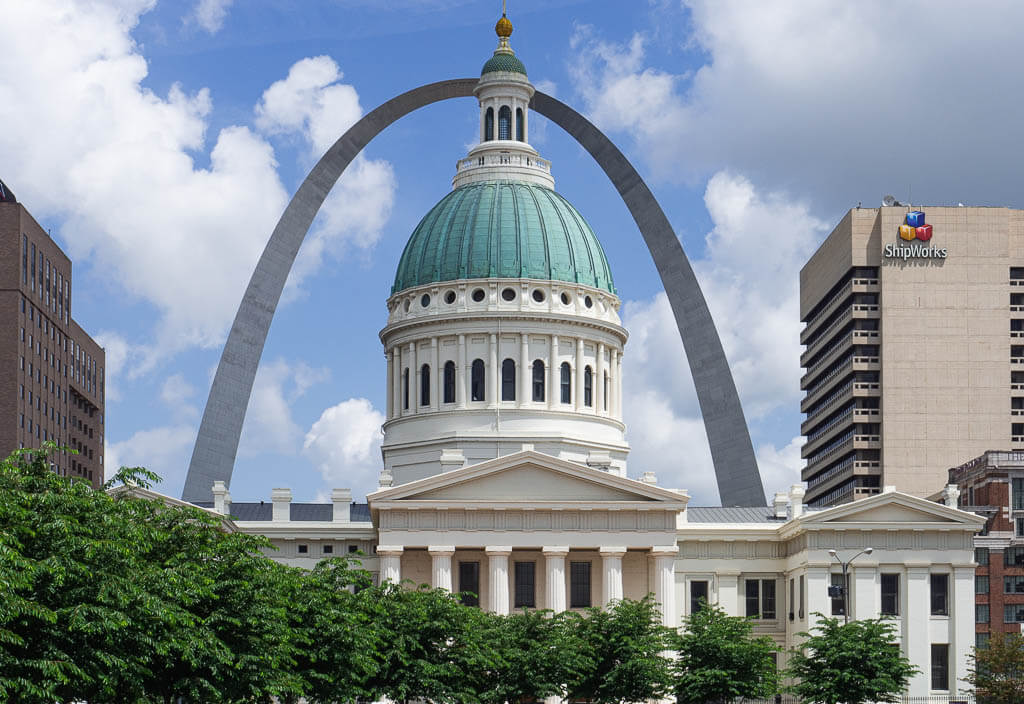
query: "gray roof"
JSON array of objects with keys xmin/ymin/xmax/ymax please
[
  {"xmin": 686, "ymin": 506, "xmax": 781, "ymax": 523},
  {"xmin": 190, "ymin": 501, "xmax": 371, "ymax": 523}
]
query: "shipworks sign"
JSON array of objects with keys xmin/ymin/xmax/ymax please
[{"xmin": 884, "ymin": 211, "xmax": 948, "ymax": 260}]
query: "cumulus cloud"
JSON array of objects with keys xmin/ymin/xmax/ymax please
[
  {"xmin": 303, "ymin": 398, "xmax": 385, "ymax": 500},
  {"xmin": 0, "ymin": 5, "xmax": 394, "ymax": 372},
  {"xmin": 105, "ymin": 423, "xmax": 196, "ymax": 489},
  {"xmin": 622, "ymin": 171, "xmax": 826, "ymax": 504},
  {"xmin": 570, "ymin": 2, "xmax": 1024, "ymax": 208},
  {"xmin": 190, "ymin": 0, "xmax": 235, "ymax": 34},
  {"xmin": 238, "ymin": 358, "xmax": 330, "ymax": 457}
]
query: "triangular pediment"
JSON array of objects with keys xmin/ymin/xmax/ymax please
[
  {"xmin": 368, "ymin": 450, "xmax": 688, "ymax": 506},
  {"xmin": 801, "ymin": 491, "xmax": 986, "ymax": 526}
]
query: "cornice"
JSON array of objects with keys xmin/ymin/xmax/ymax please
[{"xmin": 379, "ymin": 310, "xmax": 628, "ymax": 345}]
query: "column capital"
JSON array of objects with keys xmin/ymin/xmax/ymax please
[
  {"xmin": 376, "ymin": 545, "xmax": 405, "ymax": 556},
  {"xmin": 428, "ymin": 545, "xmax": 456, "ymax": 557},
  {"xmin": 599, "ymin": 546, "xmax": 627, "ymax": 557},
  {"xmin": 542, "ymin": 545, "xmax": 570, "ymax": 557},
  {"xmin": 650, "ymin": 545, "xmax": 679, "ymax": 557},
  {"xmin": 485, "ymin": 545, "xmax": 513, "ymax": 556}
]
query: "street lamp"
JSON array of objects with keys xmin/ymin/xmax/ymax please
[{"xmin": 828, "ymin": 547, "xmax": 873, "ymax": 624}]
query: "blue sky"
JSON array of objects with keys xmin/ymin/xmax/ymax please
[{"xmin": 3, "ymin": 1, "xmax": 1024, "ymax": 506}]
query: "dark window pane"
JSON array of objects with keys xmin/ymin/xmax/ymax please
[
  {"xmin": 420, "ymin": 364, "xmax": 430, "ymax": 406},
  {"xmin": 459, "ymin": 562, "xmax": 480, "ymax": 607},
  {"xmin": 691, "ymin": 580, "xmax": 708, "ymax": 615},
  {"xmin": 402, "ymin": 369, "xmax": 409, "ymax": 410},
  {"xmin": 484, "ymin": 108, "xmax": 494, "ymax": 141},
  {"xmin": 498, "ymin": 106, "xmax": 512, "ymax": 140},
  {"xmin": 930, "ymin": 644, "xmax": 949, "ymax": 690},
  {"xmin": 881, "ymin": 573, "xmax": 899, "ymax": 616},
  {"xmin": 471, "ymin": 359, "xmax": 485, "ymax": 401},
  {"xmin": 976, "ymin": 575, "xmax": 989, "ymax": 594},
  {"xmin": 502, "ymin": 358, "xmax": 516, "ymax": 401},
  {"xmin": 761, "ymin": 579, "xmax": 776, "ymax": 619},
  {"xmin": 570, "ymin": 561, "xmax": 591, "ymax": 608},
  {"xmin": 584, "ymin": 366, "xmax": 593, "ymax": 407},
  {"xmin": 514, "ymin": 561, "xmax": 536, "ymax": 608},
  {"xmin": 444, "ymin": 361, "xmax": 455, "ymax": 403},
  {"xmin": 745, "ymin": 579, "xmax": 760, "ymax": 617},
  {"xmin": 532, "ymin": 360, "xmax": 545, "ymax": 402},
  {"xmin": 930, "ymin": 574, "xmax": 949, "ymax": 616},
  {"xmin": 975, "ymin": 547, "xmax": 989, "ymax": 566},
  {"xmin": 560, "ymin": 362, "xmax": 571, "ymax": 403},
  {"xmin": 976, "ymin": 604, "xmax": 989, "ymax": 623},
  {"xmin": 831, "ymin": 573, "xmax": 846, "ymax": 615}
]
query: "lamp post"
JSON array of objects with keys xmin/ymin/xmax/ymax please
[{"xmin": 828, "ymin": 547, "xmax": 873, "ymax": 624}]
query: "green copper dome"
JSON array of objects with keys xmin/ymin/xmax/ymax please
[
  {"xmin": 481, "ymin": 52, "xmax": 527, "ymax": 76},
  {"xmin": 393, "ymin": 181, "xmax": 615, "ymax": 295}
]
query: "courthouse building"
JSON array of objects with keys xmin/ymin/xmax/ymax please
[
  {"xmin": 0, "ymin": 180, "xmax": 106, "ymax": 487},
  {"xmin": 800, "ymin": 204, "xmax": 1024, "ymax": 506},
  {"xmin": 197, "ymin": 16, "xmax": 986, "ymax": 698}
]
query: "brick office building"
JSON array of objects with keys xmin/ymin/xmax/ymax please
[
  {"xmin": 947, "ymin": 451, "xmax": 1024, "ymax": 645},
  {"xmin": 0, "ymin": 179, "xmax": 106, "ymax": 487}
]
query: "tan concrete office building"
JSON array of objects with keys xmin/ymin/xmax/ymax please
[
  {"xmin": 0, "ymin": 179, "xmax": 106, "ymax": 487},
  {"xmin": 800, "ymin": 205, "xmax": 1024, "ymax": 506}
]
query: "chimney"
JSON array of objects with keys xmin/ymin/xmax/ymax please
[
  {"xmin": 789, "ymin": 484, "xmax": 805, "ymax": 518},
  {"xmin": 271, "ymin": 488, "xmax": 292, "ymax": 522},
  {"xmin": 773, "ymin": 491, "xmax": 788, "ymax": 519},
  {"xmin": 332, "ymin": 488, "xmax": 352, "ymax": 523},
  {"xmin": 212, "ymin": 481, "xmax": 231, "ymax": 515}
]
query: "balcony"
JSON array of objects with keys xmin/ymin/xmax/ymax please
[
  {"xmin": 802, "ymin": 378, "xmax": 880, "ymax": 416},
  {"xmin": 803, "ymin": 432, "xmax": 881, "ymax": 472},
  {"xmin": 801, "ymin": 278, "xmax": 879, "ymax": 343},
  {"xmin": 801, "ymin": 321, "xmax": 879, "ymax": 369},
  {"xmin": 801, "ymin": 353, "xmax": 880, "ymax": 391}
]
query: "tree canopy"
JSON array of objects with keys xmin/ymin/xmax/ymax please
[
  {"xmin": 966, "ymin": 631, "xmax": 1024, "ymax": 704},
  {"xmin": 785, "ymin": 615, "xmax": 919, "ymax": 704},
  {"xmin": 671, "ymin": 600, "xmax": 780, "ymax": 704}
]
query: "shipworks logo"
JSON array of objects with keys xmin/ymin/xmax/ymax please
[{"xmin": 884, "ymin": 211, "xmax": 948, "ymax": 261}]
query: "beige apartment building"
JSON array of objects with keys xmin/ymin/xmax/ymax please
[
  {"xmin": 800, "ymin": 205, "xmax": 1024, "ymax": 506},
  {"xmin": 0, "ymin": 179, "xmax": 106, "ymax": 487}
]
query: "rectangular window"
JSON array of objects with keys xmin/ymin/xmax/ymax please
[
  {"xmin": 799, "ymin": 575, "xmax": 805, "ymax": 618},
  {"xmin": 1014, "ymin": 477, "xmax": 1024, "ymax": 510},
  {"xmin": 977, "ymin": 632, "xmax": 990, "ymax": 649},
  {"xmin": 930, "ymin": 574, "xmax": 949, "ymax": 615},
  {"xmin": 830, "ymin": 573, "xmax": 846, "ymax": 616},
  {"xmin": 1018, "ymin": 517, "xmax": 1024, "ymax": 537},
  {"xmin": 297, "ymin": 544, "xmax": 308, "ymax": 554},
  {"xmin": 570, "ymin": 561, "xmax": 591, "ymax": 608},
  {"xmin": 789, "ymin": 578, "xmax": 795, "ymax": 621},
  {"xmin": 977, "ymin": 575, "xmax": 990, "ymax": 594},
  {"xmin": 976, "ymin": 604, "xmax": 990, "ymax": 623},
  {"xmin": 931, "ymin": 644, "xmax": 949, "ymax": 691},
  {"xmin": 514, "ymin": 561, "xmax": 536, "ymax": 608},
  {"xmin": 1004, "ymin": 575, "xmax": 1024, "ymax": 594},
  {"xmin": 880, "ymin": 573, "xmax": 899, "ymax": 616},
  {"xmin": 745, "ymin": 578, "xmax": 776, "ymax": 619},
  {"xmin": 691, "ymin": 580, "xmax": 709, "ymax": 615},
  {"xmin": 459, "ymin": 561, "xmax": 480, "ymax": 606},
  {"xmin": 1006, "ymin": 604, "xmax": 1024, "ymax": 623},
  {"xmin": 1006, "ymin": 546, "xmax": 1024, "ymax": 567},
  {"xmin": 975, "ymin": 547, "xmax": 989, "ymax": 566},
  {"xmin": 322, "ymin": 544, "xmax": 333, "ymax": 554}
]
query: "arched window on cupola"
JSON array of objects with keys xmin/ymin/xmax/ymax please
[
  {"xmin": 498, "ymin": 106, "xmax": 512, "ymax": 140},
  {"xmin": 560, "ymin": 362, "xmax": 571, "ymax": 404},
  {"xmin": 443, "ymin": 361, "xmax": 456, "ymax": 404},
  {"xmin": 532, "ymin": 359, "xmax": 545, "ymax": 402},
  {"xmin": 485, "ymin": 107, "xmax": 494, "ymax": 141},
  {"xmin": 584, "ymin": 366, "xmax": 593, "ymax": 407},
  {"xmin": 516, "ymin": 108, "xmax": 524, "ymax": 141},
  {"xmin": 502, "ymin": 358, "xmax": 516, "ymax": 401},
  {"xmin": 402, "ymin": 368, "xmax": 410, "ymax": 410},
  {"xmin": 471, "ymin": 359, "xmax": 485, "ymax": 401},
  {"xmin": 420, "ymin": 364, "xmax": 431, "ymax": 407}
]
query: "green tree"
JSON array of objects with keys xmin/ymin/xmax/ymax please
[
  {"xmin": 966, "ymin": 631, "xmax": 1024, "ymax": 704},
  {"xmin": 566, "ymin": 597, "xmax": 673, "ymax": 704},
  {"xmin": 671, "ymin": 601, "xmax": 780, "ymax": 704},
  {"xmin": 785, "ymin": 615, "xmax": 918, "ymax": 704}
]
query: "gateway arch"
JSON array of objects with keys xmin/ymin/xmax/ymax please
[{"xmin": 182, "ymin": 79, "xmax": 767, "ymax": 507}]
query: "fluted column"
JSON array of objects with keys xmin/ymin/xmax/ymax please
[
  {"xmin": 457, "ymin": 334, "xmax": 467, "ymax": 409},
  {"xmin": 430, "ymin": 337, "xmax": 439, "ymax": 411},
  {"xmin": 575, "ymin": 338, "xmax": 585, "ymax": 410},
  {"xmin": 386, "ymin": 348, "xmax": 394, "ymax": 419},
  {"xmin": 548, "ymin": 335, "xmax": 558, "ymax": 410},
  {"xmin": 543, "ymin": 546, "xmax": 569, "ymax": 612},
  {"xmin": 486, "ymin": 546, "xmax": 512, "ymax": 615},
  {"xmin": 616, "ymin": 353, "xmax": 623, "ymax": 420},
  {"xmin": 600, "ymin": 546, "xmax": 626, "ymax": 606},
  {"xmin": 378, "ymin": 545, "xmax": 404, "ymax": 584},
  {"xmin": 429, "ymin": 545, "xmax": 455, "ymax": 591},
  {"xmin": 651, "ymin": 545, "xmax": 679, "ymax": 627},
  {"xmin": 488, "ymin": 333, "xmax": 498, "ymax": 409},
  {"xmin": 520, "ymin": 334, "xmax": 530, "ymax": 404},
  {"xmin": 393, "ymin": 347, "xmax": 403, "ymax": 416},
  {"xmin": 610, "ymin": 348, "xmax": 619, "ymax": 418},
  {"xmin": 407, "ymin": 342, "xmax": 417, "ymax": 413},
  {"xmin": 596, "ymin": 342, "xmax": 606, "ymax": 414}
]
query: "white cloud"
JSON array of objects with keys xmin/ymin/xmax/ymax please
[
  {"xmin": 570, "ymin": 3, "xmax": 1024, "ymax": 208},
  {"xmin": 105, "ymin": 423, "xmax": 196, "ymax": 490},
  {"xmin": 239, "ymin": 358, "xmax": 330, "ymax": 456},
  {"xmin": 190, "ymin": 0, "xmax": 234, "ymax": 34},
  {"xmin": 756, "ymin": 435, "xmax": 803, "ymax": 499},
  {"xmin": 622, "ymin": 171, "xmax": 827, "ymax": 504},
  {"xmin": 303, "ymin": 398, "xmax": 385, "ymax": 500},
  {"xmin": 160, "ymin": 373, "xmax": 197, "ymax": 421}
]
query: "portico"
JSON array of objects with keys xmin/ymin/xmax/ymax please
[{"xmin": 367, "ymin": 450, "xmax": 687, "ymax": 620}]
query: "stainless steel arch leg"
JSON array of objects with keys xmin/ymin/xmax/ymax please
[{"xmin": 182, "ymin": 79, "xmax": 765, "ymax": 507}]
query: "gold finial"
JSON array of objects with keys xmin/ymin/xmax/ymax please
[{"xmin": 495, "ymin": 14, "xmax": 513, "ymax": 40}]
